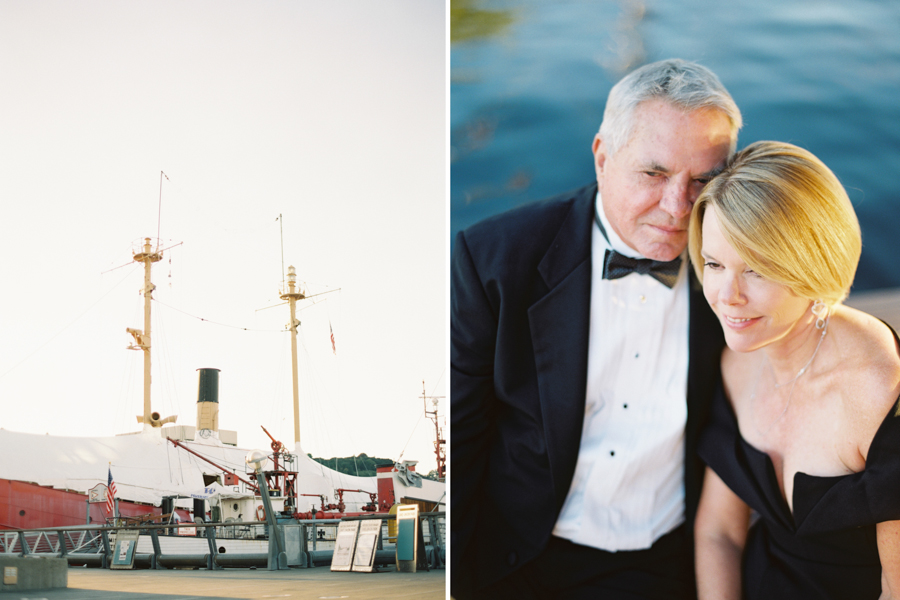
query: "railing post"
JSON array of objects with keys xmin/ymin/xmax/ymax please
[
  {"xmin": 56, "ymin": 530, "xmax": 69, "ymax": 556},
  {"xmin": 297, "ymin": 523, "xmax": 309, "ymax": 568},
  {"xmin": 426, "ymin": 514, "xmax": 445, "ymax": 569},
  {"xmin": 17, "ymin": 531, "xmax": 30, "ymax": 556},
  {"xmin": 205, "ymin": 524, "xmax": 220, "ymax": 570},
  {"xmin": 100, "ymin": 529, "xmax": 111, "ymax": 569},
  {"xmin": 150, "ymin": 528, "xmax": 163, "ymax": 569}
]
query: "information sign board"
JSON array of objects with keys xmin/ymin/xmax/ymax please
[
  {"xmin": 352, "ymin": 519, "xmax": 383, "ymax": 573},
  {"xmin": 395, "ymin": 504, "xmax": 419, "ymax": 573},
  {"xmin": 110, "ymin": 529, "xmax": 140, "ymax": 570},
  {"xmin": 330, "ymin": 520, "xmax": 360, "ymax": 572},
  {"xmin": 88, "ymin": 483, "xmax": 108, "ymax": 503}
]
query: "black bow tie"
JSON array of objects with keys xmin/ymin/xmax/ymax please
[
  {"xmin": 595, "ymin": 207, "xmax": 681, "ymax": 289},
  {"xmin": 602, "ymin": 249, "xmax": 681, "ymax": 289}
]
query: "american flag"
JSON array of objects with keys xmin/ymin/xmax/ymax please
[
  {"xmin": 329, "ymin": 322, "xmax": 336, "ymax": 355},
  {"xmin": 106, "ymin": 467, "xmax": 117, "ymax": 514}
]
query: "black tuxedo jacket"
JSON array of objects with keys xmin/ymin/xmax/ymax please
[{"xmin": 450, "ymin": 183, "xmax": 724, "ymax": 596}]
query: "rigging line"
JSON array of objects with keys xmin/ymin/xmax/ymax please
[
  {"xmin": 305, "ymin": 327, "xmax": 354, "ymax": 459},
  {"xmin": 278, "ymin": 214, "xmax": 284, "ymax": 289},
  {"xmin": 181, "ymin": 451, "xmax": 248, "ymax": 473},
  {"xmin": 166, "ymin": 439, "xmax": 174, "ymax": 484},
  {"xmin": 262, "ymin": 322, "xmax": 290, "ymax": 441},
  {"xmin": 162, "ymin": 314, "xmax": 179, "ymax": 419},
  {"xmin": 157, "ymin": 171, "xmax": 169, "ymax": 252},
  {"xmin": 398, "ymin": 412, "xmax": 427, "ymax": 462},
  {"xmin": 310, "ymin": 346, "xmax": 347, "ymax": 454},
  {"xmin": 116, "ymin": 342, "xmax": 137, "ymax": 435},
  {"xmin": 430, "ymin": 369, "xmax": 446, "ymax": 395},
  {"xmin": 0, "ymin": 264, "xmax": 140, "ymax": 380},
  {"xmin": 101, "ymin": 260, "xmax": 137, "ymax": 275},
  {"xmin": 155, "ymin": 305, "xmax": 181, "ymax": 421},
  {"xmin": 256, "ymin": 297, "xmax": 328, "ymax": 314},
  {"xmin": 150, "ymin": 298, "xmax": 286, "ymax": 332},
  {"xmin": 298, "ymin": 328, "xmax": 341, "ymax": 462},
  {"xmin": 174, "ymin": 441, "xmax": 250, "ymax": 471}
]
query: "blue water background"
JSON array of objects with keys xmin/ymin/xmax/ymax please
[{"xmin": 451, "ymin": 0, "xmax": 900, "ymax": 291}]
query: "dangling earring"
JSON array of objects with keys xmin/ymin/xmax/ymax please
[{"xmin": 811, "ymin": 300, "xmax": 828, "ymax": 330}]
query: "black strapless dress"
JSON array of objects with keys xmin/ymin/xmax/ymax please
[{"xmin": 699, "ymin": 382, "xmax": 900, "ymax": 599}]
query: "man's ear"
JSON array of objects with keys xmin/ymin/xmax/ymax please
[{"xmin": 592, "ymin": 134, "xmax": 608, "ymax": 179}]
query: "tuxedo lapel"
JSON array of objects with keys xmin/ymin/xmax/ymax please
[{"xmin": 528, "ymin": 185, "xmax": 595, "ymax": 508}]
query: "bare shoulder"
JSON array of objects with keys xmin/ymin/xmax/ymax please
[
  {"xmin": 831, "ymin": 306, "xmax": 900, "ymax": 452},
  {"xmin": 832, "ymin": 305, "xmax": 900, "ymax": 391}
]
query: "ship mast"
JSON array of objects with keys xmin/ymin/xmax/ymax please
[
  {"xmin": 422, "ymin": 381, "xmax": 446, "ymax": 481},
  {"xmin": 128, "ymin": 237, "xmax": 175, "ymax": 429},
  {"xmin": 280, "ymin": 265, "xmax": 306, "ymax": 445}
]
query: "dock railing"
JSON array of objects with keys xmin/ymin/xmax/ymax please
[{"xmin": 0, "ymin": 511, "xmax": 445, "ymax": 572}]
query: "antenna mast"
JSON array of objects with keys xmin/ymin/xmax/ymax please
[
  {"xmin": 157, "ymin": 171, "xmax": 169, "ymax": 252},
  {"xmin": 279, "ymin": 214, "xmax": 285, "ymax": 289}
]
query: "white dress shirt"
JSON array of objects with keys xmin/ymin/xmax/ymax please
[{"xmin": 552, "ymin": 193, "xmax": 690, "ymax": 551}]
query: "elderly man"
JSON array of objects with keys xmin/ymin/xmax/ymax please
[{"xmin": 451, "ymin": 59, "xmax": 742, "ymax": 599}]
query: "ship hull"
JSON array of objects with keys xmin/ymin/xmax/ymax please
[{"xmin": 0, "ymin": 478, "xmax": 176, "ymax": 531}]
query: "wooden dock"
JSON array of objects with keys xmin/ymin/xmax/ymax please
[{"xmin": 25, "ymin": 565, "xmax": 445, "ymax": 599}]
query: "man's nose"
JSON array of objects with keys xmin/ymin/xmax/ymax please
[{"xmin": 659, "ymin": 179, "xmax": 693, "ymax": 219}]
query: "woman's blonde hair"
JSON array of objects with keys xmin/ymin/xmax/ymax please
[{"xmin": 688, "ymin": 141, "xmax": 861, "ymax": 305}]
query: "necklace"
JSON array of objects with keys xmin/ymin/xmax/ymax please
[
  {"xmin": 772, "ymin": 317, "xmax": 829, "ymax": 388},
  {"xmin": 751, "ymin": 316, "xmax": 829, "ymax": 437}
]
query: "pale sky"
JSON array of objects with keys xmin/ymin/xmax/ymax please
[{"xmin": 0, "ymin": 1, "xmax": 447, "ymax": 474}]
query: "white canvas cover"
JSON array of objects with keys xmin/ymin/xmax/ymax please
[{"xmin": 0, "ymin": 427, "xmax": 442, "ymax": 512}]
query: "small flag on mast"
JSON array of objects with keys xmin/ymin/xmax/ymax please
[
  {"xmin": 329, "ymin": 322, "xmax": 337, "ymax": 355},
  {"xmin": 106, "ymin": 467, "xmax": 117, "ymax": 514}
]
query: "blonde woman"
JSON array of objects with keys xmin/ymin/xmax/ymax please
[{"xmin": 689, "ymin": 141, "xmax": 900, "ymax": 599}]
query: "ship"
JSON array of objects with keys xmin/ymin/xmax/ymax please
[{"xmin": 0, "ymin": 237, "xmax": 445, "ymax": 532}]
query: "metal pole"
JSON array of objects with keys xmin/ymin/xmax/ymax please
[{"xmin": 256, "ymin": 474, "xmax": 287, "ymax": 570}]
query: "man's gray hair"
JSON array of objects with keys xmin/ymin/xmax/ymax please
[{"xmin": 599, "ymin": 59, "xmax": 742, "ymax": 156}]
